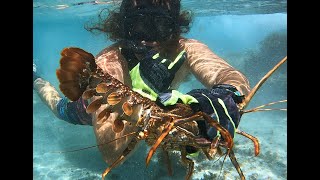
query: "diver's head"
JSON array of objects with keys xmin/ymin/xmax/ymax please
[
  {"xmin": 85, "ymin": 0, "xmax": 192, "ymax": 56},
  {"xmin": 120, "ymin": 0, "xmax": 181, "ymax": 43}
]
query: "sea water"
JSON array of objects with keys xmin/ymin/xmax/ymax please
[{"xmin": 33, "ymin": 1, "xmax": 287, "ymax": 179}]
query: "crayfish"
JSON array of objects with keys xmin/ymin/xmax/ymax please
[{"xmin": 56, "ymin": 47, "xmax": 287, "ymax": 180}]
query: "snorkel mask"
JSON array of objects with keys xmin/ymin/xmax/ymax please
[
  {"xmin": 124, "ymin": 8, "xmax": 176, "ymax": 42},
  {"xmin": 120, "ymin": 1, "xmax": 178, "ymax": 54}
]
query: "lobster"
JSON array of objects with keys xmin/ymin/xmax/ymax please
[{"xmin": 56, "ymin": 47, "xmax": 287, "ymax": 180}]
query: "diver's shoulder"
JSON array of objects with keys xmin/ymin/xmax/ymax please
[
  {"xmin": 95, "ymin": 43, "xmax": 121, "ymax": 58},
  {"xmin": 179, "ymin": 37, "xmax": 208, "ymax": 50},
  {"xmin": 179, "ymin": 37, "xmax": 206, "ymax": 46}
]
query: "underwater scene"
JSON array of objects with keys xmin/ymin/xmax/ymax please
[{"xmin": 33, "ymin": 0, "xmax": 287, "ymax": 179}]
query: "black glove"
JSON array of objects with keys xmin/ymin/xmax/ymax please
[
  {"xmin": 187, "ymin": 84, "xmax": 244, "ymax": 140},
  {"xmin": 138, "ymin": 49, "xmax": 187, "ymax": 93}
]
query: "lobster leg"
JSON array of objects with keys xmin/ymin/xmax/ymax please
[
  {"xmin": 206, "ymin": 136, "xmax": 221, "ymax": 159},
  {"xmin": 198, "ymin": 112, "xmax": 234, "ymax": 153},
  {"xmin": 146, "ymin": 121, "xmax": 175, "ymax": 166},
  {"xmin": 181, "ymin": 146, "xmax": 194, "ymax": 180},
  {"xmin": 173, "ymin": 112, "xmax": 235, "ymax": 179},
  {"xmin": 102, "ymin": 138, "xmax": 138, "ymax": 180},
  {"xmin": 174, "ymin": 112, "xmax": 234, "ymax": 154},
  {"xmin": 236, "ymin": 129, "xmax": 260, "ymax": 156},
  {"xmin": 229, "ymin": 149, "xmax": 245, "ymax": 180},
  {"xmin": 145, "ymin": 110, "xmax": 233, "ymax": 167}
]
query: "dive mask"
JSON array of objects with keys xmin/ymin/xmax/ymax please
[{"xmin": 124, "ymin": 8, "xmax": 176, "ymax": 42}]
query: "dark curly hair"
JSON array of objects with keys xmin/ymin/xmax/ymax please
[{"xmin": 85, "ymin": 0, "xmax": 193, "ymax": 57}]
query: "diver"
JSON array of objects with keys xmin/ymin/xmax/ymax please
[{"xmin": 33, "ymin": 0, "xmax": 251, "ymax": 171}]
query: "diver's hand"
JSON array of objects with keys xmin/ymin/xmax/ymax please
[
  {"xmin": 137, "ymin": 49, "xmax": 187, "ymax": 93},
  {"xmin": 33, "ymin": 62, "xmax": 41, "ymax": 83},
  {"xmin": 188, "ymin": 84, "xmax": 244, "ymax": 109},
  {"xmin": 186, "ymin": 84, "xmax": 244, "ymax": 138}
]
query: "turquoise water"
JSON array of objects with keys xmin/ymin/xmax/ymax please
[{"xmin": 33, "ymin": 1, "xmax": 287, "ymax": 180}]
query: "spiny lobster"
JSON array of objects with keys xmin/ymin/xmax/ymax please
[{"xmin": 56, "ymin": 47, "xmax": 287, "ymax": 180}]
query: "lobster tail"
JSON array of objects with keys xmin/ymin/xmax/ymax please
[{"xmin": 56, "ymin": 47, "xmax": 97, "ymax": 101}]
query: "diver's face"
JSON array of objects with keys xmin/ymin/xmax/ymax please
[{"xmin": 124, "ymin": 9, "xmax": 176, "ymax": 44}]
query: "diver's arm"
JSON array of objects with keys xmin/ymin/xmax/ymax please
[
  {"xmin": 180, "ymin": 38, "xmax": 251, "ymax": 96},
  {"xmin": 33, "ymin": 77, "xmax": 92, "ymax": 125},
  {"xmin": 34, "ymin": 78, "xmax": 61, "ymax": 117}
]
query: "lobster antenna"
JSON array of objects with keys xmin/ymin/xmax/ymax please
[
  {"xmin": 49, "ymin": 132, "xmax": 137, "ymax": 154},
  {"xmin": 243, "ymin": 108, "xmax": 287, "ymax": 114},
  {"xmin": 242, "ymin": 99, "xmax": 287, "ymax": 114},
  {"xmin": 238, "ymin": 56, "xmax": 287, "ymax": 110},
  {"xmin": 217, "ymin": 154, "xmax": 228, "ymax": 180}
]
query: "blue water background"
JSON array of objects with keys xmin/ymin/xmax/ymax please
[{"xmin": 33, "ymin": 1, "xmax": 287, "ymax": 180}]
